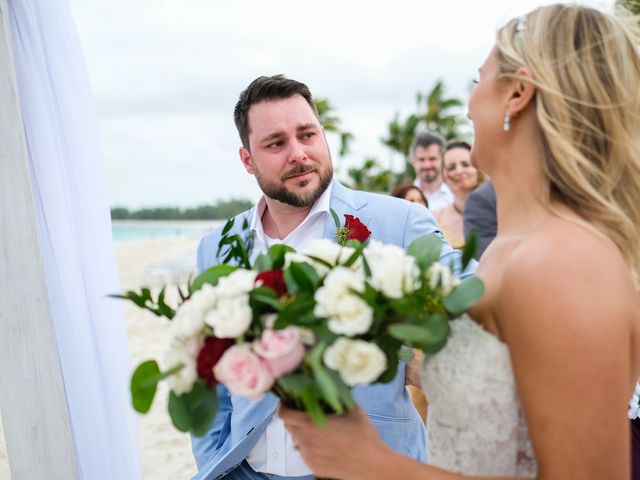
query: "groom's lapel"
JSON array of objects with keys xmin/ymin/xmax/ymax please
[{"xmin": 323, "ymin": 182, "xmax": 371, "ymax": 240}]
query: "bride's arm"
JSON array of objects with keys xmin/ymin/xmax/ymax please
[{"xmin": 496, "ymin": 240, "xmax": 633, "ymax": 479}]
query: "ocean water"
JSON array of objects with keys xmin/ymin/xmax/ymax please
[{"xmin": 111, "ymin": 220, "xmax": 222, "ymax": 243}]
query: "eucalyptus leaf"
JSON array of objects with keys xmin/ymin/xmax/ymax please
[
  {"xmin": 388, "ymin": 324, "xmax": 433, "ymax": 344},
  {"xmin": 407, "ymin": 234, "xmax": 442, "ymax": 271},
  {"xmin": 130, "ymin": 360, "xmax": 161, "ymax": 413},
  {"xmin": 253, "ymin": 253, "xmax": 272, "ymax": 273},
  {"xmin": 168, "ymin": 383, "xmax": 218, "ymax": 436},
  {"xmin": 443, "ymin": 277, "xmax": 485, "ymax": 316},
  {"xmin": 398, "ymin": 345, "xmax": 415, "ymax": 364}
]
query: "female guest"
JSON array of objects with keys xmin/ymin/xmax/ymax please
[
  {"xmin": 432, "ymin": 140, "xmax": 484, "ymax": 248},
  {"xmin": 390, "ymin": 183, "xmax": 429, "ymax": 208},
  {"xmin": 281, "ymin": 4, "xmax": 640, "ymax": 479}
]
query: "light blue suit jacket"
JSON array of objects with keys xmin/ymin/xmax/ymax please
[{"xmin": 191, "ymin": 182, "xmax": 475, "ymax": 479}]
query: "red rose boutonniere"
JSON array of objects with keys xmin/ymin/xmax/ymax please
[{"xmin": 332, "ymin": 209, "xmax": 372, "ymax": 246}]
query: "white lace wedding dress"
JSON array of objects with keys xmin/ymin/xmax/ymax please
[{"xmin": 420, "ymin": 316, "xmax": 538, "ymax": 477}]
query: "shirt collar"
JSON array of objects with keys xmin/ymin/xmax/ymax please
[{"xmin": 250, "ymin": 180, "xmax": 334, "ymax": 240}]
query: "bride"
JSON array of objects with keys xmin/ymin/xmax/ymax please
[{"xmin": 280, "ymin": 4, "xmax": 640, "ymax": 479}]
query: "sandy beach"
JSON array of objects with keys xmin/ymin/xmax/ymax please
[{"xmin": 0, "ymin": 234, "xmax": 206, "ymax": 480}]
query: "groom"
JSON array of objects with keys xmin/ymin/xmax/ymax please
[{"xmin": 191, "ymin": 75, "xmax": 475, "ymax": 480}]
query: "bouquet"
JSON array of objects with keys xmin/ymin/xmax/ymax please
[{"xmin": 116, "ymin": 212, "xmax": 482, "ymax": 435}]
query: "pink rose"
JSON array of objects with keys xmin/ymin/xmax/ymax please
[
  {"xmin": 213, "ymin": 344, "xmax": 275, "ymax": 399},
  {"xmin": 253, "ymin": 327, "xmax": 305, "ymax": 377}
]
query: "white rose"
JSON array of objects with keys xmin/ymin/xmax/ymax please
[
  {"xmin": 204, "ymin": 295, "xmax": 253, "ymax": 338},
  {"xmin": 163, "ymin": 346, "xmax": 198, "ymax": 395},
  {"xmin": 364, "ymin": 240, "xmax": 418, "ymax": 299},
  {"xmin": 171, "ymin": 284, "xmax": 217, "ymax": 339},
  {"xmin": 428, "ymin": 263, "xmax": 460, "ymax": 295},
  {"xmin": 216, "ymin": 269, "xmax": 257, "ymax": 298},
  {"xmin": 301, "ymin": 239, "xmax": 361, "ymax": 275},
  {"xmin": 323, "ymin": 337, "xmax": 387, "ymax": 386},
  {"xmin": 314, "ymin": 267, "xmax": 373, "ymax": 336}
]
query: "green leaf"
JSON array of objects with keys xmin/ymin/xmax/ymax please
[
  {"xmin": 325, "ymin": 368, "xmax": 355, "ymax": 409},
  {"xmin": 249, "ymin": 286, "xmax": 281, "ymax": 311},
  {"xmin": 341, "ymin": 245, "xmax": 363, "ymax": 268},
  {"xmin": 375, "ymin": 337, "xmax": 401, "ymax": 383},
  {"xmin": 277, "ymin": 374, "xmax": 312, "ymax": 396},
  {"xmin": 253, "ymin": 253, "xmax": 272, "ymax": 273},
  {"xmin": 157, "ymin": 288, "xmax": 175, "ymax": 319},
  {"xmin": 461, "ymin": 232, "xmax": 478, "ymax": 269},
  {"xmin": 274, "ymin": 294, "xmax": 316, "ymax": 329},
  {"xmin": 221, "ymin": 217, "xmax": 235, "ymax": 236},
  {"xmin": 398, "ymin": 345, "xmax": 415, "ymax": 364},
  {"xmin": 407, "ymin": 234, "xmax": 442, "ymax": 271},
  {"xmin": 443, "ymin": 277, "xmax": 485, "ymax": 316},
  {"xmin": 168, "ymin": 382, "xmax": 218, "ymax": 436},
  {"xmin": 330, "ymin": 208, "xmax": 341, "ymax": 229},
  {"xmin": 416, "ymin": 314, "xmax": 450, "ymax": 354},
  {"xmin": 284, "ymin": 262, "xmax": 320, "ymax": 294},
  {"xmin": 388, "ymin": 324, "xmax": 434, "ymax": 344},
  {"xmin": 267, "ymin": 244, "xmax": 296, "ymax": 269},
  {"xmin": 313, "ymin": 363, "xmax": 343, "ymax": 413},
  {"xmin": 131, "ymin": 360, "xmax": 161, "ymax": 413},
  {"xmin": 189, "ymin": 264, "xmax": 237, "ymax": 294},
  {"xmin": 301, "ymin": 386, "xmax": 326, "ymax": 427}
]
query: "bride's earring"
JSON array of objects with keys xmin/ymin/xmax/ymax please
[{"xmin": 503, "ymin": 111, "xmax": 511, "ymax": 132}]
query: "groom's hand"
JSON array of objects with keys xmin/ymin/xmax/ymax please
[{"xmin": 404, "ymin": 349, "xmax": 423, "ymax": 388}]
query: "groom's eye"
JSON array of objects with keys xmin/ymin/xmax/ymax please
[
  {"xmin": 301, "ymin": 132, "xmax": 316, "ymax": 140},
  {"xmin": 267, "ymin": 140, "xmax": 284, "ymax": 149}
]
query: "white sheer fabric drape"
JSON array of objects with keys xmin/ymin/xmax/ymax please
[{"xmin": 8, "ymin": 0, "xmax": 140, "ymax": 478}]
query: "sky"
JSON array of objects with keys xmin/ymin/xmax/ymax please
[{"xmin": 68, "ymin": 0, "xmax": 613, "ymax": 209}]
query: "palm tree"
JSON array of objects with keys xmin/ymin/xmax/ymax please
[
  {"xmin": 314, "ymin": 98, "xmax": 354, "ymax": 157},
  {"xmin": 415, "ymin": 80, "xmax": 464, "ymax": 140},
  {"xmin": 380, "ymin": 80, "xmax": 466, "ymax": 183},
  {"xmin": 616, "ymin": 0, "xmax": 640, "ymax": 14}
]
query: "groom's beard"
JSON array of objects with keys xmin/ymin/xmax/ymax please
[{"xmin": 255, "ymin": 163, "xmax": 333, "ymax": 208}]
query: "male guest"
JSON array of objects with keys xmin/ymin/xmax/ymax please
[
  {"xmin": 192, "ymin": 75, "xmax": 475, "ymax": 480},
  {"xmin": 411, "ymin": 131, "xmax": 453, "ymax": 211},
  {"xmin": 463, "ymin": 179, "xmax": 497, "ymax": 260}
]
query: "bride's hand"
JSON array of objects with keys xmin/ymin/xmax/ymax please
[{"xmin": 279, "ymin": 405, "xmax": 389, "ymax": 480}]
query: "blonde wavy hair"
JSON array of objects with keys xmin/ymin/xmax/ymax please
[{"xmin": 496, "ymin": 4, "xmax": 640, "ymax": 290}]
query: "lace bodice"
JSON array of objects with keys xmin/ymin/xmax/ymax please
[{"xmin": 420, "ymin": 316, "xmax": 538, "ymax": 477}]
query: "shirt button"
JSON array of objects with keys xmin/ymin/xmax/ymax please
[{"xmin": 272, "ymin": 452, "xmax": 279, "ymax": 458}]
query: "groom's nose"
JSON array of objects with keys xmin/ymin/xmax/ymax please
[{"xmin": 288, "ymin": 139, "xmax": 308, "ymax": 163}]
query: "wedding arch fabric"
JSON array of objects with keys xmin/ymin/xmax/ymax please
[{"xmin": 8, "ymin": 1, "xmax": 140, "ymax": 478}]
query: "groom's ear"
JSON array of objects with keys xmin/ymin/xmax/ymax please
[{"xmin": 239, "ymin": 147, "xmax": 255, "ymax": 174}]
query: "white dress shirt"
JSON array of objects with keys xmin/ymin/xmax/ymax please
[
  {"xmin": 246, "ymin": 182, "xmax": 333, "ymax": 476},
  {"xmin": 413, "ymin": 178, "xmax": 453, "ymax": 211}
]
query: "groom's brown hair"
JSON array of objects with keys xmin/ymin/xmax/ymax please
[{"xmin": 234, "ymin": 74, "xmax": 318, "ymax": 151}]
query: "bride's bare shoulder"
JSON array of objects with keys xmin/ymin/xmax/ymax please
[{"xmin": 495, "ymin": 219, "xmax": 639, "ymax": 335}]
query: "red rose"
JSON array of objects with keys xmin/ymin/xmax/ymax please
[
  {"xmin": 344, "ymin": 214, "xmax": 372, "ymax": 243},
  {"xmin": 197, "ymin": 336, "xmax": 235, "ymax": 387},
  {"xmin": 255, "ymin": 269, "xmax": 288, "ymax": 298}
]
